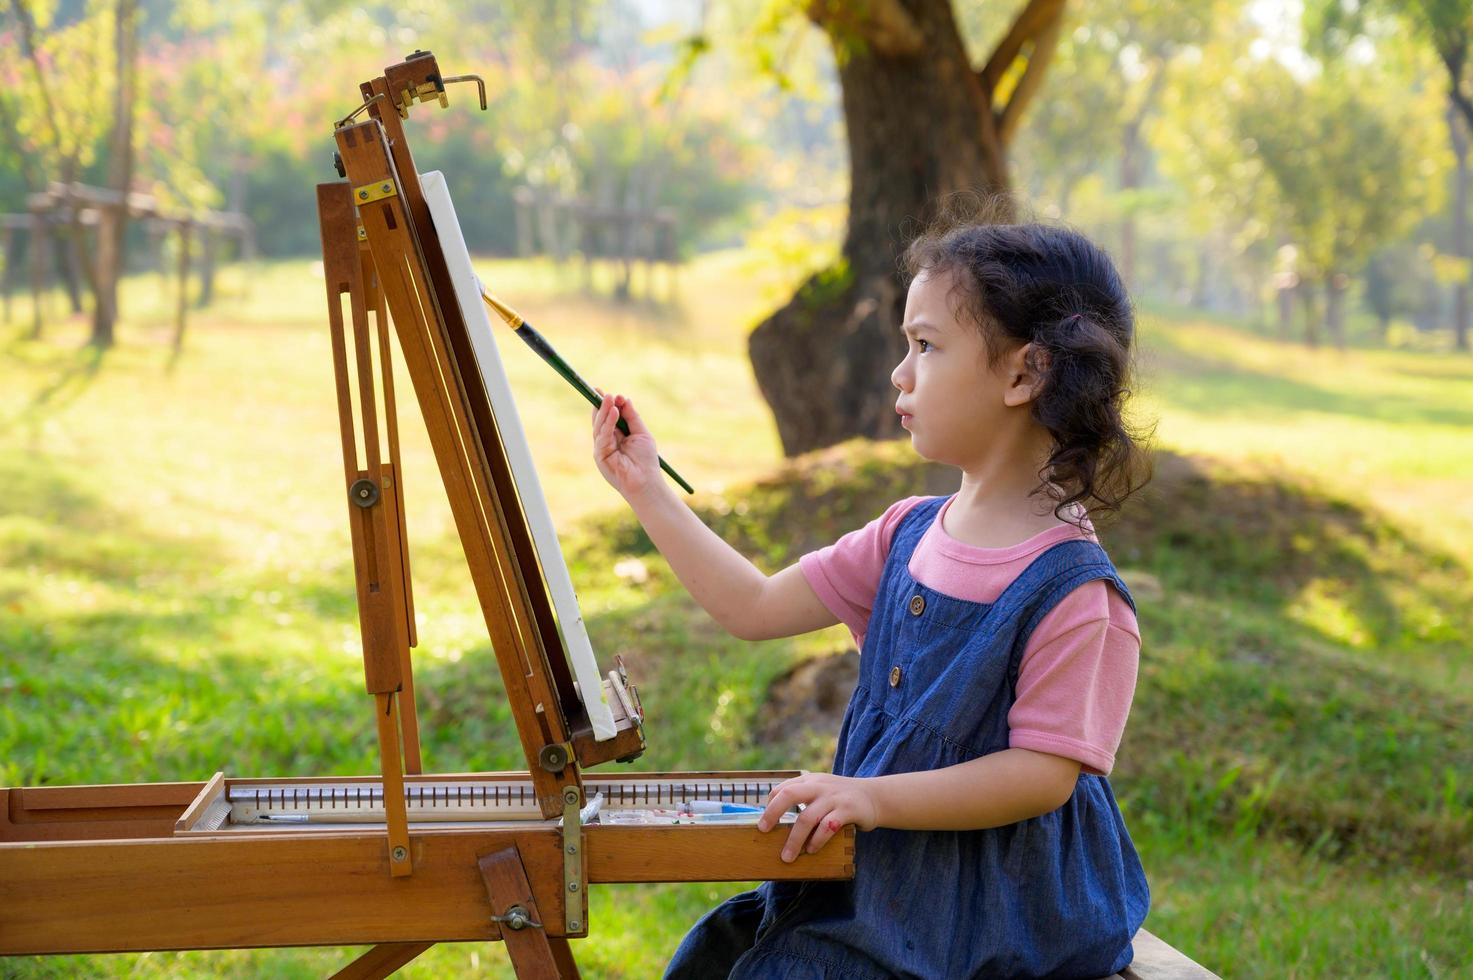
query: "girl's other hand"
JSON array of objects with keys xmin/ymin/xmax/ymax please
[
  {"xmin": 593, "ymin": 393, "xmax": 660, "ymax": 503},
  {"xmin": 758, "ymin": 772, "xmax": 879, "ymax": 863}
]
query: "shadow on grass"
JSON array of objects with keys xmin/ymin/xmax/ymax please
[
  {"xmin": 0, "ymin": 453, "xmax": 221, "ymax": 589},
  {"xmin": 10, "ymin": 434, "xmax": 1470, "ymax": 886},
  {"xmin": 566, "ymin": 439, "xmax": 1473, "ymax": 878},
  {"xmin": 1141, "ymin": 333, "xmax": 1473, "ymax": 429},
  {"xmin": 0, "ymin": 456, "xmax": 379, "ymax": 785},
  {"xmin": 0, "ymin": 609, "xmax": 379, "ymax": 786},
  {"xmin": 0, "ymin": 336, "xmax": 107, "ymax": 430},
  {"xmin": 1121, "ymin": 598, "xmax": 1473, "ymax": 880}
]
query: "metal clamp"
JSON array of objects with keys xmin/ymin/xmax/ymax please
[
  {"xmin": 538, "ymin": 742, "xmax": 570, "ymax": 773},
  {"xmin": 441, "ymin": 73, "xmax": 488, "ymax": 110},
  {"xmin": 349, "ymin": 478, "xmax": 380, "ymax": 509},
  {"xmin": 561, "ymin": 785, "xmax": 584, "ymax": 934},
  {"xmin": 334, "ymin": 92, "xmax": 389, "ymax": 130},
  {"xmin": 491, "ymin": 905, "xmax": 541, "ymax": 931},
  {"xmin": 354, "ymin": 180, "xmax": 397, "ymax": 205}
]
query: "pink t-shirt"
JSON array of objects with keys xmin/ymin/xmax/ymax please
[{"xmin": 798, "ymin": 495, "xmax": 1139, "ymax": 776}]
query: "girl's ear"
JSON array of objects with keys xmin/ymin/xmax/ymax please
[{"xmin": 1003, "ymin": 342, "xmax": 1048, "ymax": 407}]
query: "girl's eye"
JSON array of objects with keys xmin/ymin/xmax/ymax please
[{"xmin": 917, "ymin": 339, "xmax": 934, "ymax": 353}]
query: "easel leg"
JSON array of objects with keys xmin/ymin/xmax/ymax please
[
  {"xmin": 478, "ymin": 847, "xmax": 576, "ymax": 980},
  {"xmin": 329, "ymin": 941, "xmax": 434, "ymax": 980},
  {"xmin": 549, "ymin": 938, "xmax": 582, "ymax": 979}
]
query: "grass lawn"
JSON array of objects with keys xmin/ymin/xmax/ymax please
[{"xmin": 1, "ymin": 253, "xmax": 1469, "ymax": 978}]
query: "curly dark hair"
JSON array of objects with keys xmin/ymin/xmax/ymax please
[{"xmin": 903, "ymin": 213, "xmax": 1152, "ymax": 526}]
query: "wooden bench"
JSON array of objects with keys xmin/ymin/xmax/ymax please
[{"xmin": 1110, "ymin": 929, "xmax": 1219, "ymax": 979}]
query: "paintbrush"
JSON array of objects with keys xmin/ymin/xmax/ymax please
[{"xmin": 476, "ymin": 281, "xmax": 694, "ymax": 495}]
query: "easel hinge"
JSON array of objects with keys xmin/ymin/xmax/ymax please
[{"xmin": 354, "ymin": 180, "xmax": 398, "ymax": 205}]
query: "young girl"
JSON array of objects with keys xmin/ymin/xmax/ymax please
[{"xmin": 592, "ymin": 220, "xmax": 1151, "ymax": 979}]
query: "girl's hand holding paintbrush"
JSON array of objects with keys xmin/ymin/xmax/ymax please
[
  {"xmin": 477, "ymin": 282, "xmax": 693, "ymax": 494},
  {"xmin": 593, "ymin": 392, "xmax": 663, "ymax": 503}
]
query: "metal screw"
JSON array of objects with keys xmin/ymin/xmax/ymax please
[
  {"xmin": 381, "ymin": 183, "xmax": 391, "ymax": 193},
  {"xmin": 358, "ymin": 190, "xmax": 369, "ymax": 200},
  {"xmin": 568, "ymin": 881, "xmax": 580, "ymax": 892},
  {"xmin": 391, "ymin": 846, "xmax": 407, "ymax": 861},
  {"xmin": 491, "ymin": 905, "xmax": 540, "ymax": 930},
  {"xmin": 566, "ymin": 844, "xmax": 577, "ymax": 855},
  {"xmin": 569, "ymin": 920, "xmax": 581, "ymax": 931}
]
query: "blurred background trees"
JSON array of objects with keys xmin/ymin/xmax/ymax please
[{"xmin": 0, "ymin": 0, "xmax": 1467, "ymax": 378}]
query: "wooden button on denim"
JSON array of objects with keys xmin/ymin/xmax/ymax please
[
  {"xmin": 908, "ymin": 595, "xmax": 925, "ymax": 615},
  {"xmin": 889, "ymin": 665, "xmax": 902, "ymax": 687}
]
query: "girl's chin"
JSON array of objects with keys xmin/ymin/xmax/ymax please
[{"xmin": 906, "ymin": 436, "xmax": 966, "ymax": 469}]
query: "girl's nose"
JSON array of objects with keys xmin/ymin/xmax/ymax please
[{"xmin": 891, "ymin": 355, "xmax": 912, "ymax": 392}]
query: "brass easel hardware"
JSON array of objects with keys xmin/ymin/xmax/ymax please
[
  {"xmin": 441, "ymin": 74, "xmax": 488, "ymax": 110},
  {"xmin": 561, "ymin": 786, "xmax": 584, "ymax": 934},
  {"xmin": 394, "ymin": 51, "xmax": 448, "ymax": 116},
  {"xmin": 349, "ymin": 478, "xmax": 380, "ymax": 508},
  {"xmin": 334, "ymin": 92, "xmax": 389, "ymax": 130},
  {"xmin": 354, "ymin": 180, "xmax": 397, "ymax": 205}
]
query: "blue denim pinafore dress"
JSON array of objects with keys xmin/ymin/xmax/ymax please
[{"xmin": 666, "ymin": 496, "xmax": 1151, "ymax": 979}]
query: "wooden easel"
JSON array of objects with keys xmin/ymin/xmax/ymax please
[{"xmin": 0, "ymin": 52, "xmax": 854, "ymax": 978}]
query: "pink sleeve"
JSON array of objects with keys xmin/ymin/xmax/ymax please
[
  {"xmin": 1007, "ymin": 580, "xmax": 1139, "ymax": 777},
  {"xmin": 798, "ymin": 496, "xmax": 931, "ymax": 649}
]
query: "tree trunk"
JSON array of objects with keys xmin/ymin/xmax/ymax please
[
  {"xmin": 172, "ymin": 221, "xmax": 191, "ymax": 354},
  {"xmin": 1191, "ymin": 245, "xmax": 1207, "ymax": 308},
  {"xmin": 1298, "ymin": 279, "xmax": 1321, "ymax": 348},
  {"xmin": 750, "ymin": 0, "xmax": 1061, "ymax": 456},
  {"xmin": 59, "ymin": 229, "xmax": 84, "ymax": 314},
  {"xmin": 1325, "ymin": 272, "xmax": 1347, "ymax": 349},
  {"xmin": 29, "ymin": 214, "xmax": 46, "ymax": 339},
  {"xmin": 198, "ymin": 227, "xmax": 216, "ymax": 308},
  {"xmin": 1276, "ymin": 281, "xmax": 1295, "ymax": 340},
  {"xmin": 91, "ymin": 0, "xmax": 139, "ymax": 349},
  {"xmin": 0, "ymin": 227, "xmax": 13, "ymax": 324},
  {"xmin": 1450, "ymin": 99, "xmax": 1470, "ymax": 351},
  {"xmin": 1119, "ymin": 122, "xmax": 1140, "ymax": 291}
]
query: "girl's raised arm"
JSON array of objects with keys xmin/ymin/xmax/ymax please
[{"xmin": 593, "ymin": 393, "xmax": 838, "ymax": 642}]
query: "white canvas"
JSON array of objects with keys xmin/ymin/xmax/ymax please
[{"xmin": 419, "ymin": 170, "xmax": 617, "ymax": 741}]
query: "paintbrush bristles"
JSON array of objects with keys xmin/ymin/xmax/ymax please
[{"xmin": 477, "ymin": 281, "xmax": 524, "ymax": 329}]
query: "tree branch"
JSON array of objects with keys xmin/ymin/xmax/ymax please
[
  {"xmin": 994, "ymin": 1, "xmax": 1066, "ymax": 144},
  {"xmin": 1439, "ymin": 44, "xmax": 1473, "ymax": 133},
  {"xmin": 979, "ymin": 0, "xmax": 1067, "ymax": 93},
  {"xmin": 0, "ymin": 94, "xmax": 42, "ymax": 191},
  {"xmin": 8, "ymin": 0, "xmax": 70, "ymax": 165},
  {"xmin": 806, "ymin": 0, "xmax": 925, "ymax": 58},
  {"xmin": 1123, "ymin": 60, "xmax": 1170, "ymax": 140}
]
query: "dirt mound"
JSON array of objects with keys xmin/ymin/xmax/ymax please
[{"xmin": 755, "ymin": 651, "xmax": 859, "ymax": 761}]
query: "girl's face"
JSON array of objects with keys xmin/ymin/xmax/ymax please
[{"xmin": 892, "ymin": 268, "xmax": 1034, "ymax": 469}]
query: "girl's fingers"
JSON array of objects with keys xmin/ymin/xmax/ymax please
[
  {"xmin": 617, "ymin": 395, "xmax": 652, "ymax": 437},
  {"xmin": 782, "ymin": 804, "xmax": 824, "ymax": 863},
  {"xmin": 806, "ymin": 812, "xmax": 844, "ymax": 854},
  {"xmin": 759, "ymin": 779, "xmax": 800, "ymax": 832},
  {"xmin": 592, "ymin": 398, "xmax": 613, "ymax": 451}
]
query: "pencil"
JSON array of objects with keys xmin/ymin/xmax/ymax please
[{"xmin": 476, "ymin": 281, "xmax": 695, "ymax": 495}]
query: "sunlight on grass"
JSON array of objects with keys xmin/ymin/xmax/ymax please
[
  {"xmin": 2, "ymin": 255, "xmax": 1471, "ymax": 977},
  {"xmin": 1135, "ymin": 309, "xmax": 1473, "ymax": 552},
  {"xmin": 1287, "ymin": 578, "xmax": 1374, "ymax": 649}
]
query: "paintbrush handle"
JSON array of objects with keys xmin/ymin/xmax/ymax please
[{"xmin": 513, "ymin": 322, "xmax": 695, "ymax": 495}]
